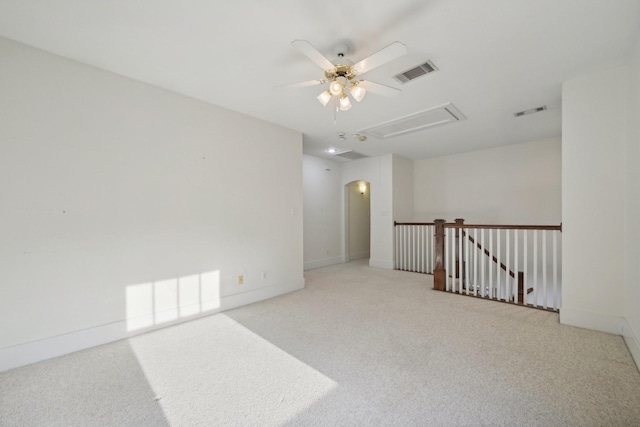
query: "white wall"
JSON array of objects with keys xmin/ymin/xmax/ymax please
[
  {"xmin": 0, "ymin": 38, "xmax": 304, "ymax": 371},
  {"xmin": 624, "ymin": 37, "xmax": 640, "ymax": 366},
  {"xmin": 346, "ymin": 181, "xmax": 370, "ymax": 261},
  {"xmin": 342, "ymin": 155, "xmax": 394, "ymax": 269},
  {"xmin": 561, "ymin": 66, "xmax": 628, "ymax": 335},
  {"xmin": 303, "ymin": 154, "xmax": 406, "ymax": 271},
  {"xmin": 302, "ymin": 155, "xmax": 342, "ymax": 270},
  {"xmin": 392, "ymin": 155, "xmax": 414, "ymax": 223},
  {"xmin": 413, "ymin": 137, "xmax": 562, "ymax": 224}
]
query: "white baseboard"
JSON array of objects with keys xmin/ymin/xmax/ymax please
[
  {"xmin": 559, "ymin": 307, "xmax": 624, "ymax": 335},
  {"xmin": 304, "ymin": 256, "xmax": 345, "ymax": 271},
  {"xmin": 0, "ymin": 279, "xmax": 305, "ymax": 373},
  {"xmin": 369, "ymin": 258, "xmax": 394, "ymax": 269},
  {"xmin": 622, "ymin": 318, "xmax": 640, "ymax": 371}
]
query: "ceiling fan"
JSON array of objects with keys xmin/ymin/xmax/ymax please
[{"xmin": 275, "ymin": 40, "xmax": 407, "ymax": 111}]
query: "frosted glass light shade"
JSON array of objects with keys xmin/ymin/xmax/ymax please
[
  {"xmin": 339, "ymin": 94, "xmax": 352, "ymax": 111},
  {"xmin": 317, "ymin": 90, "xmax": 332, "ymax": 106},
  {"xmin": 329, "ymin": 80, "xmax": 344, "ymax": 96},
  {"xmin": 350, "ymin": 84, "xmax": 366, "ymax": 102}
]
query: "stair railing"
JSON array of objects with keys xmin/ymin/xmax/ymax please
[
  {"xmin": 436, "ymin": 219, "xmax": 562, "ymax": 311},
  {"xmin": 394, "ymin": 222, "xmax": 436, "ymax": 274},
  {"xmin": 396, "ymin": 219, "xmax": 562, "ymax": 311},
  {"xmin": 462, "ymin": 228, "xmax": 528, "ymax": 303}
]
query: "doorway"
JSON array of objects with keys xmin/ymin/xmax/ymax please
[{"xmin": 345, "ymin": 181, "xmax": 370, "ymax": 262}]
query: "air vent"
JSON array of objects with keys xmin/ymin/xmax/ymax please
[
  {"xmin": 360, "ymin": 103, "xmax": 466, "ymax": 139},
  {"xmin": 514, "ymin": 105, "xmax": 547, "ymax": 117},
  {"xmin": 394, "ymin": 60, "xmax": 438, "ymax": 83},
  {"xmin": 334, "ymin": 151, "xmax": 369, "ymax": 160}
]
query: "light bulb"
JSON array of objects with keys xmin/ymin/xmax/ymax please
[
  {"xmin": 350, "ymin": 84, "xmax": 366, "ymax": 102},
  {"xmin": 339, "ymin": 93, "xmax": 352, "ymax": 111},
  {"xmin": 317, "ymin": 90, "xmax": 332, "ymax": 107},
  {"xmin": 329, "ymin": 79, "xmax": 344, "ymax": 96}
]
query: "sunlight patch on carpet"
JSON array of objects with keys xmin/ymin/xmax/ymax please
[{"xmin": 128, "ymin": 314, "xmax": 338, "ymax": 425}]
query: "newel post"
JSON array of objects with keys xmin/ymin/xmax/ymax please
[{"xmin": 433, "ymin": 219, "xmax": 446, "ymax": 291}]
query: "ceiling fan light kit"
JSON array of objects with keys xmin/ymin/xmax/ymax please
[{"xmin": 276, "ymin": 40, "xmax": 407, "ymax": 112}]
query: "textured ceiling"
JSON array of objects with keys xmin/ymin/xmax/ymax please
[{"xmin": 1, "ymin": 0, "xmax": 639, "ymax": 161}]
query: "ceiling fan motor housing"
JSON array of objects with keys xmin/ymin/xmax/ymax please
[{"xmin": 324, "ymin": 64, "xmax": 357, "ymax": 81}]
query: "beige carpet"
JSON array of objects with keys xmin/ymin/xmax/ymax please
[{"xmin": 2, "ymin": 260, "xmax": 639, "ymax": 426}]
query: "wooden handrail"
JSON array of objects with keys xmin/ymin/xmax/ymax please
[
  {"xmin": 394, "ymin": 221, "xmax": 435, "ymax": 226},
  {"xmin": 395, "ymin": 221, "xmax": 561, "ymax": 231},
  {"xmin": 445, "ymin": 223, "xmax": 562, "ymax": 231}
]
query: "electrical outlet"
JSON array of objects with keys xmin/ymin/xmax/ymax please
[{"xmin": 238, "ymin": 275, "xmax": 243, "ymax": 285}]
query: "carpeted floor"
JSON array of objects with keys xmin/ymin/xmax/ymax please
[{"xmin": 2, "ymin": 260, "xmax": 640, "ymax": 426}]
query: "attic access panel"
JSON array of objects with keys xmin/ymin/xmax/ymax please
[{"xmin": 360, "ymin": 103, "xmax": 466, "ymax": 139}]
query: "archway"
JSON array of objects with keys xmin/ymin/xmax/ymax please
[{"xmin": 344, "ymin": 180, "xmax": 370, "ymax": 262}]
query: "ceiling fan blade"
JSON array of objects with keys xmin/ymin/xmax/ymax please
[
  {"xmin": 274, "ymin": 79, "xmax": 327, "ymax": 91},
  {"xmin": 291, "ymin": 40, "xmax": 336, "ymax": 71},
  {"xmin": 352, "ymin": 42, "xmax": 407, "ymax": 75},
  {"xmin": 359, "ymin": 80, "xmax": 402, "ymax": 97}
]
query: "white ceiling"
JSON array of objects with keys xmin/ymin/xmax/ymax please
[{"xmin": 1, "ymin": 0, "xmax": 639, "ymax": 161}]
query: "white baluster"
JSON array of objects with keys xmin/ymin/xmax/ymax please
[
  {"xmin": 397, "ymin": 225, "xmax": 401, "ymax": 269},
  {"xmin": 473, "ymin": 228, "xmax": 478, "ymax": 296},
  {"xmin": 422, "ymin": 226, "xmax": 427, "ymax": 273},
  {"xmin": 398, "ymin": 225, "xmax": 402, "ymax": 269},
  {"xmin": 394, "ymin": 225, "xmax": 397, "ymax": 268},
  {"xmin": 480, "ymin": 228, "xmax": 487, "ymax": 296},
  {"xmin": 426, "ymin": 225, "xmax": 430, "ymax": 274},
  {"xmin": 452, "ymin": 228, "xmax": 457, "ymax": 292},
  {"xmin": 524, "ymin": 230, "xmax": 528, "ymax": 306},
  {"xmin": 404, "ymin": 226, "xmax": 408, "ymax": 271},
  {"xmin": 418, "ymin": 225, "xmax": 421, "ymax": 273},
  {"xmin": 460, "ymin": 229, "xmax": 471, "ymax": 295},
  {"xmin": 458, "ymin": 227, "xmax": 463, "ymax": 294},
  {"xmin": 553, "ymin": 230, "xmax": 558, "ymax": 310},
  {"xmin": 533, "ymin": 231, "xmax": 538, "ymax": 308},
  {"xmin": 444, "ymin": 228, "xmax": 453, "ymax": 291},
  {"xmin": 425, "ymin": 225, "xmax": 429, "ymax": 273},
  {"xmin": 431, "ymin": 225, "xmax": 435, "ymax": 274},
  {"xmin": 496, "ymin": 229, "xmax": 501, "ymax": 300},
  {"xmin": 489, "ymin": 229, "xmax": 494, "ymax": 299},
  {"xmin": 416, "ymin": 225, "xmax": 419, "ymax": 272},
  {"xmin": 506, "ymin": 229, "xmax": 511, "ymax": 301},
  {"xmin": 414, "ymin": 225, "xmax": 418, "ymax": 272},
  {"xmin": 409, "ymin": 225, "xmax": 413, "ymax": 272},
  {"xmin": 408, "ymin": 226, "xmax": 411, "ymax": 271},
  {"xmin": 420, "ymin": 225, "xmax": 424, "ymax": 274},
  {"xmin": 513, "ymin": 230, "xmax": 516, "ymax": 304},
  {"xmin": 542, "ymin": 230, "xmax": 547, "ymax": 309}
]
